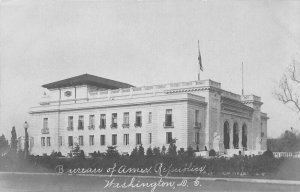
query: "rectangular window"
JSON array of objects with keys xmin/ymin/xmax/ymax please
[
  {"xmin": 89, "ymin": 135, "xmax": 94, "ymax": 146},
  {"xmin": 166, "ymin": 132, "xmax": 172, "ymax": 144},
  {"xmin": 89, "ymin": 115, "xmax": 95, "ymax": 129},
  {"xmin": 100, "ymin": 114, "xmax": 106, "ymax": 129},
  {"xmin": 43, "ymin": 118, "xmax": 48, "ymax": 129},
  {"xmin": 135, "ymin": 111, "xmax": 142, "ymax": 127},
  {"xmin": 100, "ymin": 135, "xmax": 105, "ymax": 146},
  {"xmin": 148, "ymin": 112, "xmax": 152, "ymax": 123},
  {"xmin": 79, "ymin": 136, "xmax": 84, "ymax": 146},
  {"xmin": 195, "ymin": 132, "xmax": 200, "ymax": 144},
  {"xmin": 123, "ymin": 134, "xmax": 129, "ymax": 145},
  {"xmin": 68, "ymin": 116, "xmax": 73, "ymax": 130},
  {"xmin": 164, "ymin": 109, "xmax": 173, "ymax": 127},
  {"xmin": 59, "ymin": 136, "xmax": 62, "ymax": 146},
  {"xmin": 78, "ymin": 116, "xmax": 84, "ymax": 130},
  {"xmin": 136, "ymin": 133, "xmax": 142, "ymax": 145},
  {"xmin": 41, "ymin": 137, "xmax": 45, "ymax": 147},
  {"xmin": 68, "ymin": 136, "xmax": 73, "ymax": 147},
  {"xmin": 123, "ymin": 112, "xmax": 129, "ymax": 128},
  {"xmin": 112, "ymin": 134, "xmax": 117, "ymax": 145},
  {"xmin": 149, "ymin": 133, "xmax": 152, "ymax": 144},
  {"xmin": 123, "ymin": 112, "xmax": 129, "ymax": 124},
  {"xmin": 46, "ymin": 137, "xmax": 51, "ymax": 146},
  {"xmin": 111, "ymin": 113, "xmax": 117, "ymax": 128},
  {"xmin": 195, "ymin": 110, "xmax": 200, "ymax": 127}
]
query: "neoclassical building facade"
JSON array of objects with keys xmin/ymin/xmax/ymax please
[{"xmin": 29, "ymin": 74, "xmax": 268, "ymax": 156}]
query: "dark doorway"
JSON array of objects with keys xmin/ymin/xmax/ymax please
[
  {"xmin": 233, "ymin": 122, "xmax": 239, "ymax": 149},
  {"xmin": 223, "ymin": 121, "xmax": 230, "ymax": 149},
  {"xmin": 242, "ymin": 124, "xmax": 247, "ymax": 150}
]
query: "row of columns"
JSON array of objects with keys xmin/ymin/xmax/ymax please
[{"xmin": 224, "ymin": 121, "xmax": 247, "ymax": 150}]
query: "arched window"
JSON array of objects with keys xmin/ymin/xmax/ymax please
[
  {"xmin": 233, "ymin": 122, "xmax": 239, "ymax": 149},
  {"xmin": 223, "ymin": 121, "xmax": 230, "ymax": 149},
  {"xmin": 242, "ymin": 124, "xmax": 247, "ymax": 150}
]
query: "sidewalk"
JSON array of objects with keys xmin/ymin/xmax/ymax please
[{"xmin": 1, "ymin": 171, "xmax": 300, "ymax": 185}]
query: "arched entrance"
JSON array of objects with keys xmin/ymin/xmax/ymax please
[
  {"xmin": 233, "ymin": 122, "xmax": 239, "ymax": 149},
  {"xmin": 242, "ymin": 124, "xmax": 247, "ymax": 150},
  {"xmin": 223, "ymin": 121, "xmax": 230, "ymax": 149}
]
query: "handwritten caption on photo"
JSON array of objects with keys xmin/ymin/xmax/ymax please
[{"xmin": 55, "ymin": 163, "xmax": 206, "ymax": 191}]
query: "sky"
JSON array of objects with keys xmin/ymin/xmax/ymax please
[{"xmin": 0, "ymin": 0, "xmax": 300, "ymax": 139}]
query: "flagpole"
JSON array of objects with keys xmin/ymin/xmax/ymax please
[
  {"xmin": 198, "ymin": 40, "xmax": 201, "ymax": 81},
  {"xmin": 242, "ymin": 62, "xmax": 244, "ymax": 95}
]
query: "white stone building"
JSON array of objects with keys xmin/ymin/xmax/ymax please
[{"xmin": 29, "ymin": 74, "xmax": 268, "ymax": 156}]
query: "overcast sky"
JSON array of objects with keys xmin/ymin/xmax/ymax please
[{"xmin": 1, "ymin": 0, "xmax": 300, "ymax": 139}]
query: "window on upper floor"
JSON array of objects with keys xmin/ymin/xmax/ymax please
[
  {"xmin": 78, "ymin": 116, "xmax": 84, "ymax": 130},
  {"xmin": 89, "ymin": 115, "xmax": 95, "ymax": 130},
  {"xmin": 148, "ymin": 112, "xmax": 152, "ymax": 123},
  {"xmin": 43, "ymin": 118, "xmax": 48, "ymax": 129},
  {"xmin": 100, "ymin": 114, "xmax": 106, "ymax": 129},
  {"xmin": 111, "ymin": 113, "xmax": 118, "ymax": 128},
  {"xmin": 164, "ymin": 109, "xmax": 173, "ymax": 127},
  {"xmin": 68, "ymin": 116, "xmax": 73, "ymax": 130},
  {"xmin": 123, "ymin": 112, "xmax": 129, "ymax": 128},
  {"xmin": 195, "ymin": 110, "xmax": 200, "ymax": 127},
  {"xmin": 135, "ymin": 111, "xmax": 142, "ymax": 127}
]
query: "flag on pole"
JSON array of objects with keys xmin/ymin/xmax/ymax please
[{"xmin": 198, "ymin": 40, "xmax": 203, "ymax": 71}]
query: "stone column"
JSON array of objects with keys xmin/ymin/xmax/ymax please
[{"xmin": 230, "ymin": 125, "xmax": 233, "ymax": 149}]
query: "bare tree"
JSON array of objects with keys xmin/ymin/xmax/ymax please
[{"xmin": 274, "ymin": 58, "xmax": 300, "ymax": 112}]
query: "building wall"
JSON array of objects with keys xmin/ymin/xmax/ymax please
[
  {"xmin": 30, "ymin": 96, "xmax": 207, "ymax": 156},
  {"xmin": 30, "ymin": 79, "xmax": 268, "ymax": 156}
]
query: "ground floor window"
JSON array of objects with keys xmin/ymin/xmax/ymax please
[
  {"xmin": 166, "ymin": 132, "xmax": 172, "ymax": 144},
  {"xmin": 112, "ymin": 134, "xmax": 117, "ymax": 145},
  {"xmin": 89, "ymin": 135, "xmax": 94, "ymax": 146},
  {"xmin": 195, "ymin": 131, "xmax": 200, "ymax": 144},
  {"xmin": 124, "ymin": 134, "xmax": 129, "ymax": 145},
  {"xmin": 68, "ymin": 136, "xmax": 73, "ymax": 147},
  {"xmin": 41, "ymin": 137, "xmax": 45, "ymax": 147},
  {"xmin": 100, "ymin": 135, "xmax": 105, "ymax": 146},
  {"xmin": 149, "ymin": 133, "xmax": 152, "ymax": 144},
  {"xmin": 46, "ymin": 137, "xmax": 51, "ymax": 147},
  {"xmin": 59, "ymin": 136, "xmax": 62, "ymax": 146},
  {"xmin": 79, "ymin": 136, "xmax": 84, "ymax": 146},
  {"xmin": 136, "ymin": 133, "xmax": 142, "ymax": 145}
]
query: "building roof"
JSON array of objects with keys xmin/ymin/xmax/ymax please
[{"xmin": 42, "ymin": 74, "xmax": 134, "ymax": 89}]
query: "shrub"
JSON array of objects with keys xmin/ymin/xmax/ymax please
[
  {"xmin": 262, "ymin": 150, "xmax": 274, "ymax": 158},
  {"xmin": 167, "ymin": 141, "xmax": 177, "ymax": 157},
  {"xmin": 209, "ymin": 149, "xmax": 216, "ymax": 156},
  {"xmin": 153, "ymin": 147, "xmax": 160, "ymax": 157},
  {"xmin": 106, "ymin": 146, "xmax": 119, "ymax": 159},
  {"xmin": 187, "ymin": 146, "xmax": 194, "ymax": 157},
  {"xmin": 146, "ymin": 147, "xmax": 153, "ymax": 157},
  {"xmin": 161, "ymin": 146, "xmax": 166, "ymax": 156},
  {"xmin": 138, "ymin": 145, "xmax": 145, "ymax": 157},
  {"xmin": 130, "ymin": 147, "xmax": 138, "ymax": 158}
]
